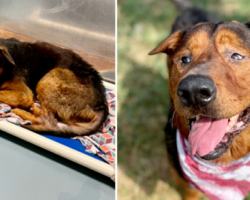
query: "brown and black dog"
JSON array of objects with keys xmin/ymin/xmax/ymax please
[
  {"xmin": 149, "ymin": 7, "xmax": 250, "ymax": 200},
  {"xmin": 0, "ymin": 38, "xmax": 107, "ymax": 136}
]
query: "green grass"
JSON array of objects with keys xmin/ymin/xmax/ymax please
[{"xmin": 118, "ymin": 0, "xmax": 250, "ymax": 199}]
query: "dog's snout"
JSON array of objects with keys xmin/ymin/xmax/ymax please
[{"xmin": 177, "ymin": 75, "xmax": 216, "ymax": 107}]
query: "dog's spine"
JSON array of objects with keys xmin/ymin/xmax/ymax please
[{"xmin": 22, "ymin": 110, "xmax": 106, "ymax": 137}]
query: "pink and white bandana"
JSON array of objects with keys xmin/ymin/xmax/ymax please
[{"xmin": 177, "ymin": 130, "xmax": 250, "ymax": 200}]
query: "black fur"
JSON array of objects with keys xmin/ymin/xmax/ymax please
[
  {"xmin": 165, "ymin": 2, "xmax": 220, "ymax": 180},
  {"xmin": 164, "ymin": 105, "xmax": 183, "ymax": 178},
  {"xmin": 171, "ymin": 7, "xmax": 219, "ymax": 33},
  {"xmin": 0, "ymin": 38, "xmax": 106, "ymax": 111}
]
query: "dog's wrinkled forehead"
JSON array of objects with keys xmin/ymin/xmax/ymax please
[
  {"xmin": 179, "ymin": 21, "xmax": 250, "ymax": 51},
  {"xmin": 182, "ymin": 22, "xmax": 215, "ymax": 40}
]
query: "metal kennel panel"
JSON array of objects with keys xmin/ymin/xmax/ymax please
[{"xmin": 0, "ymin": 0, "xmax": 115, "ymax": 60}]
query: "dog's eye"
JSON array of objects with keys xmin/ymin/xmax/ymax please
[
  {"xmin": 231, "ymin": 53, "xmax": 243, "ymax": 60},
  {"xmin": 181, "ymin": 57, "xmax": 191, "ymax": 64}
]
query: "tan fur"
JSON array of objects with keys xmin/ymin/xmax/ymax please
[
  {"xmin": 171, "ymin": 23, "xmax": 250, "ymax": 162},
  {"xmin": 150, "ymin": 21, "xmax": 250, "ymax": 199},
  {"xmin": 0, "ymin": 39, "xmax": 106, "ymax": 136},
  {"xmin": 0, "ymin": 76, "xmax": 33, "ymax": 109},
  {"xmin": 10, "ymin": 68, "xmax": 105, "ymax": 136},
  {"xmin": 168, "ymin": 156, "xmax": 202, "ymax": 200},
  {"xmin": 149, "ymin": 31, "xmax": 184, "ymax": 56}
]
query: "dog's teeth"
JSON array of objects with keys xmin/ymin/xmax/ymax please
[
  {"xmin": 232, "ymin": 115, "xmax": 237, "ymax": 120},
  {"xmin": 196, "ymin": 116, "xmax": 200, "ymax": 121},
  {"xmin": 229, "ymin": 115, "xmax": 237, "ymax": 124},
  {"xmin": 226, "ymin": 114, "xmax": 239, "ymax": 131}
]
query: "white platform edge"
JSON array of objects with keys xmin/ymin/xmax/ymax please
[
  {"xmin": 0, "ymin": 81, "xmax": 115, "ymax": 179},
  {"xmin": 103, "ymin": 81, "xmax": 116, "ymax": 91},
  {"xmin": 0, "ymin": 121, "xmax": 114, "ymax": 178}
]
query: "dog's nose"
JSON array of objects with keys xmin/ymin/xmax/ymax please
[{"xmin": 177, "ymin": 75, "xmax": 216, "ymax": 107}]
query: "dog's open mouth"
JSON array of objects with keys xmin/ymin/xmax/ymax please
[{"xmin": 188, "ymin": 107, "xmax": 250, "ymax": 160}]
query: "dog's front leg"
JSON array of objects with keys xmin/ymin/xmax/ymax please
[
  {"xmin": 169, "ymin": 160, "xmax": 201, "ymax": 200},
  {"xmin": 0, "ymin": 78, "xmax": 33, "ymax": 109},
  {"xmin": 0, "ymin": 89, "xmax": 33, "ymax": 109}
]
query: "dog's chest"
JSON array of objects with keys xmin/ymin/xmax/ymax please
[{"xmin": 177, "ymin": 130, "xmax": 250, "ymax": 200}]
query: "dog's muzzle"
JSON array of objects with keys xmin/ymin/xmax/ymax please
[{"xmin": 177, "ymin": 75, "xmax": 216, "ymax": 107}]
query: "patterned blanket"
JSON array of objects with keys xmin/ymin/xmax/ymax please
[
  {"xmin": 75, "ymin": 92, "xmax": 116, "ymax": 167},
  {"xmin": 177, "ymin": 130, "xmax": 250, "ymax": 200},
  {"xmin": 0, "ymin": 91, "xmax": 116, "ymax": 167}
]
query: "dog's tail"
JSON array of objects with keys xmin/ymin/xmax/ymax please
[{"xmin": 22, "ymin": 109, "xmax": 107, "ymax": 137}]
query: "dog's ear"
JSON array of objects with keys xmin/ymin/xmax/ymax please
[
  {"xmin": 244, "ymin": 22, "xmax": 250, "ymax": 29},
  {"xmin": 0, "ymin": 46, "xmax": 15, "ymax": 66},
  {"xmin": 149, "ymin": 31, "xmax": 184, "ymax": 56}
]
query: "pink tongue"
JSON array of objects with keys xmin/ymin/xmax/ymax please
[{"xmin": 188, "ymin": 117, "xmax": 228, "ymax": 157}]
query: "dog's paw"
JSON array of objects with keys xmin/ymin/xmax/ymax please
[
  {"xmin": 11, "ymin": 108, "xmax": 24, "ymax": 116},
  {"xmin": 29, "ymin": 104, "xmax": 41, "ymax": 116},
  {"xmin": 40, "ymin": 113, "xmax": 58, "ymax": 127}
]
